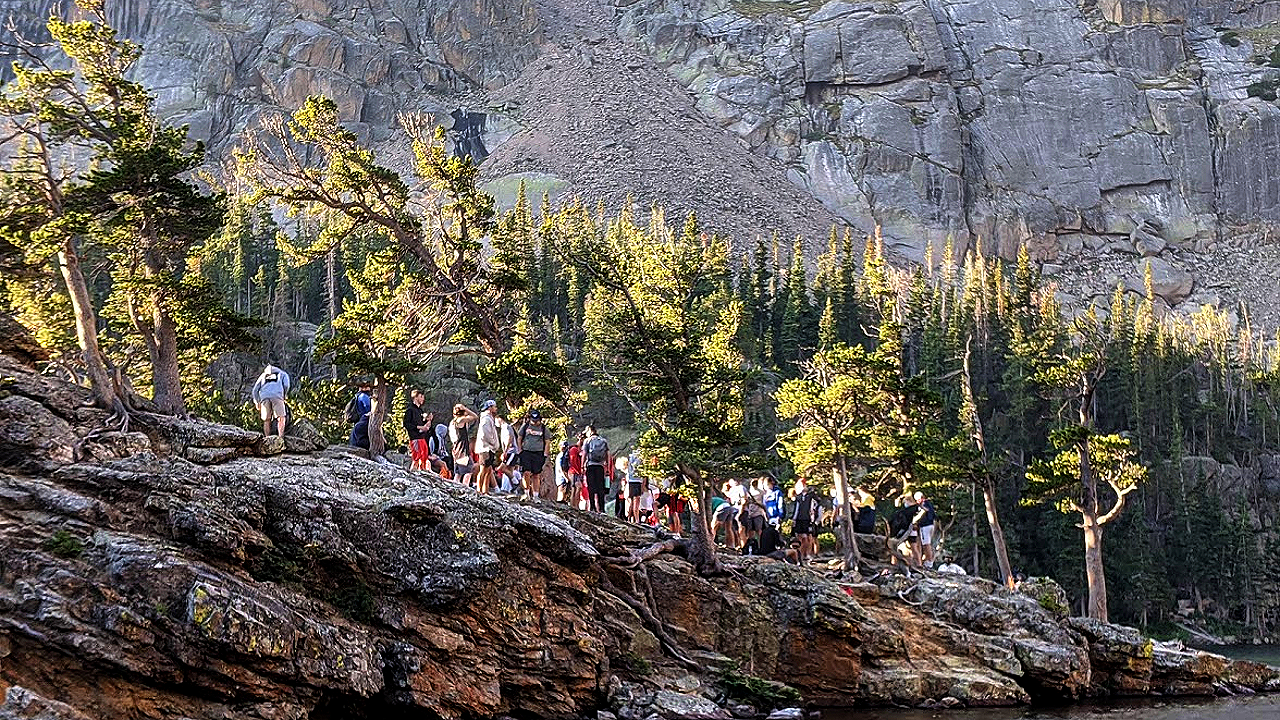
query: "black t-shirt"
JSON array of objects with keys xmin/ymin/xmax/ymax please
[
  {"xmin": 403, "ymin": 404, "xmax": 428, "ymax": 441},
  {"xmin": 759, "ymin": 524, "xmax": 784, "ymax": 555}
]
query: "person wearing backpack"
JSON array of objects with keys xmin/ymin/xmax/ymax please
[
  {"xmin": 344, "ymin": 379, "xmax": 373, "ymax": 426},
  {"xmin": 581, "ymin": 426, "xmax": 609, "ymax": 513},
  {"xmin": 252, "ymin": 364, "xmax": 291, "ymax": 438},
  {"xmin": 517, "ymin": 410, "xmax": 548, "ymax": 501}
]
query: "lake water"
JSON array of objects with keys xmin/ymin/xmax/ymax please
[{"xmin": 825, "ymin": 695, "xmax": 1280, "ymax": 720}]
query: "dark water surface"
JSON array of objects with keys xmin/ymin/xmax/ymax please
[{"xmin": 825, "ymin": 695, "xmax": 1280, "ymax": 720}]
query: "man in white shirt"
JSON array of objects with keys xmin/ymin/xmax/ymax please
[{"xmin": 474, "ymin": 400, "xmax": 501, "ymax": 495}]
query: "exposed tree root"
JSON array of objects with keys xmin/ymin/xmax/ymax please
[
  {"xmin": 596, "ymin": 567, "xmax": 701, "ymax": 672},
  {"xmin": 605, "ymin": 538, "xmax": 686, "ymax": 568}
]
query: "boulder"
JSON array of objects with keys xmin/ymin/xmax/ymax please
[
  {"xmin": 1066, "ymin": 617, "xmax": 1153, "ymax": 694},
  {"xmin": 284, "ymin": 419, "xmax": 327, "ymax": 452},
  {"xmin": 1129, "ymin": 257, "xmax": 1195, "ymax": 304}
]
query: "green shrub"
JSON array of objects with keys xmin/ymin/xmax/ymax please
[
  {"xmin": 817, "ymin": 531, "xmax": 837, "ymax": 553},
  {"xmin": 1037, "ymin": 591, "xmax": 1067, "ymax": 615},
  {"xmin": 719, "ymin": 662, "xmax": 802, "ymax": 710},
  {"xmin": 620, "ymin": 651, "xmax": 653, "ymax": 676},
  {"xmin": 1221, "ymin": 31, "xmax": 1242, "ymax": 47},
  {"xmin": 45, "ymin": 529, "xmax": 84, "ymax": 558}
]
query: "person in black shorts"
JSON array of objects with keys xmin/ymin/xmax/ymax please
[
  {"xmin": 790, "ymin": 478, "xmax": 821, "ymax": 565},
  {"xmin": 517, "ymin": 410, "xmax": 548, "ymax": 500}
]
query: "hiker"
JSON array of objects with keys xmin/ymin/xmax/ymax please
[
  {"xmin": 582, "ymin": 426, "xmax": 609, "ymax": 513},
  {"xmin": 888, "ymin": 495, "xmax": 914, "ymax": 566},
  {"xmin": 638, "ymin": 478, "xmax": 656, "ymax": 526},
  {"xmin": 403, "ymin": 388, "xmax": 432, "ymax": 471},
  {"xmin": 474, "ymin": 400, "xmax": 501, "ymax": 495},
  {"xmin": 762, "ymin": 476, "xmax": 783, "ymax": 527},
  {"xmin": 855, "ymin": 487, "xmax": 877, "ymax": 534},
  {"xmin": 554, "ymin": 440, "xmax": 571, "ymax": 503},
  {"xmin": 621, "ymin": 455, "xmax": 642, "ymax": 522},
  {"xmin": 791, "ymin": 478, "xmax": 821, "ymax": 565},
  {"xmin": 434, "ymin": 423, "xmax": 452, "ymax": 477},
  {"xmin": 495, "ymin": 413, "xmax": 519, "ymax": 494},
  {"xmin": 739, "ymin": 478, "xmax": 768, "ymax": 554},
  {"xmin": 656, "ymin": 479, "xmax": 684, "ymax": 536},
  {"xmin": 914, "ymin": 490, "xmax": 937, "ymax": 569},
  {"xmin": 449, "ymin": 404, "xmax": 478, "ymax": 486},
  {"xmin": 568, "ymin": 434, "xmax": 585, "ymax": 509},
  {"xmin": 610, "ymin": 454, "xmax": 626, "ymax": 519},
  {"xmin": 517, "ymin": 410, "xmax": 548, "ymax": 501},
  {"xmin": 251, "ymin": 363, "xmax": 291, "ymax": 437},
  {"xmin": 710, "ymin": 491, "xmax": 738, "ymax": 548},
  {"xmin": 349, "ymin": 412, "xmax": 370, "ymax": 451}
]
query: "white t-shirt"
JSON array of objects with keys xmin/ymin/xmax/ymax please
[{"xmin": 726, "ymin": 483, "xmax": 747, "ymax": 507}]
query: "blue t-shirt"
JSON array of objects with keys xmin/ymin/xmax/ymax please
[{"xmin": 355, "ymin": 391, "xmax": 372, "ymax": 417}]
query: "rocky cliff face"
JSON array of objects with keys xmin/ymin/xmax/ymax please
[
  {"xmin": 7, "ymin": 0, "xmax": 1279, "ymax": 320},
  {"xmin": 1, "ymin": 349, "xmax": 1277, "ymax": 720}
]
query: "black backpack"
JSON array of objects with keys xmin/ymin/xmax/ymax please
[
  {"xmin": 344, "ymin": 395, "xmax": 362, "ymax": 423},
  {"xmin": 585, "ymin": 436, "xmax": 608, "ymax": 465},
  {"xmin": 559, "ymin": 451, "xmax": 571, "ymax": 473}
]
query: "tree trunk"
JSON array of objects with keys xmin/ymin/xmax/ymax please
[
  {"xmin": 1083, "ymin": 512, "xmax": 1108, "ymax": 621},
  {"xmin": 368, "ymin": 377, "xmax": 389, "ymax": 457},
  {"xmin": 57, "ymin": 242, "xmax": 123, "ymax": 415},
  {"xmin": 147, "ymin": 268, "xmax": 185, "ymax": 414},
  {"xmin": 678, "ymin": 464, "xmax": 721, "ymax": 574},
  {"xmin": 981, "ymin": 477, "xmax": 1015, "ymax": 588},
  {"xmin": 834, "ymin": 455, "xmax": 861, "ymax": 572}
]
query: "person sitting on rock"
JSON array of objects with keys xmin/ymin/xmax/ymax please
[{"xmin": 251, "ymin": 363, "xmax": 291, "ymax": 438}]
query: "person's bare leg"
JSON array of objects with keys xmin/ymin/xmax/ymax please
[
  {"xmin": 263, "ymin": 419, "xmax": 271, "ymax": 436},
  {"xmin": 275, "ymin": 415, "xmax": 285, "ymax": 437}
]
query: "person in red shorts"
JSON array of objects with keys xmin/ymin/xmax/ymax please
[{"xmin": 403, "ymin": 388, "xmax": 433, "ymax": 471}]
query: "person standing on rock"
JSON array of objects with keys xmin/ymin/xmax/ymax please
[
  {"xmin": 251, "ymin": 364, "xmax": 291, "ymax": 438},
  {"xmin": 517, "ymin": 410, "xmax": 548, "ymax": 501},
  {"xmin": 791, "ymin": 478, "xmax": 821, "ymax": 565},
  {"xmin": 582, "ymin": 426, "xmax": 609, "ymax": 513},
  {"xmin": 449, "ymin": 404, "xmax": 478, "ymax": 486},
  {"xmin": 762, "ymin": 476, "xmax": 784, "ymax": 528},
  {"xmin": 474, "ymin": 399, "xmax": 501, "ymax": 495},
  {"xmin": 403, "ymin": 388, "xmax": 432, "ymax": 472},
  {"xmin": 555, "ymin": 439, "xmax": 572, "ymax": 503},
  {"xmin": 568, "ymin": 433, "xmax": 585, "ymax": 509},
  {"xmin": 914, "ymin": 490, "xmax": 937, "ymax": 569}
]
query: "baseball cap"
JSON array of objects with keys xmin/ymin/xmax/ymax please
[
  {"xmin": 530, "ymin": 409, "xmax": 541, "ymax": 419},
  {"xmin": 481, "ymin": 399, "xmax": 496, "ymax": 410}
]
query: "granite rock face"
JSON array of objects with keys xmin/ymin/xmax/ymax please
[
  {"xmin": 5, "ymin": 0, "xmax": 1278, "ymax": 319},
  {"xmin": 1, "ymin": 353, "xmax": 1276, "ymax": 718}
]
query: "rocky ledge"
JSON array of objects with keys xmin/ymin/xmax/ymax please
[{"xmin": 0, "ymin": 352, "xmax": 1276, "ymax": 720}]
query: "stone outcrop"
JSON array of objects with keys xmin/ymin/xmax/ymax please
[
  {"xmin": 0, "ymin": 354, "xmax": 1276, "ymax": 719},
  {"xmin": 4, "ymin": 0, "xmax": 1278, "ymax": 323}
]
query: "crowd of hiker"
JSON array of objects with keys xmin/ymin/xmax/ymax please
[{"xmin": 252, "ymin": 363, "xmax": 943, "ymax": 569}]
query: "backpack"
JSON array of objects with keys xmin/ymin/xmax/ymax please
[
  {"xmin": 559, "ymin": 451, "xmax": 571, "ymax": 473},
  {"xmin": 343, "ymin": 395, "xmax": 362, "ymax": 423},
  {"xmin": 585, "ymin": 436, "xmax": 608, "ymax": 465}
]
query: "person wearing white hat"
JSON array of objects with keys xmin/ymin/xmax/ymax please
[{"xmin": 251, "ymin": 363, "xmax": 291, "ymax": 438}]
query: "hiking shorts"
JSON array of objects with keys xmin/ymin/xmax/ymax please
[
  {"xmin": 714, "ymin": 504, "xmax": 737, "ymax": 525},
  {"xmin": 259, "ymin": 397, "xmax": 285, "ymax": 422},
  {"xmin": 742, "ymin": 514, "xmax": 765, "ymax": 535},
  {"xmin": 410, "ymin": 438, "xmax": 430, "ymax": 465},
  {"xmin": 479, "ymin": 451, "xmax": 499, "ymax": 469},
  {"xmin": 520, "ymin": 450, "xmax": 545, "ymax": 474},
  {"xmin": 627, "ymin": 481, "xmax": 643, "ymax": 499},
  {"xmin": 919, "ymin": 525, "xmax": 934, "ymax": 545},
  {"xmin": 793, "ymin": 518, "xmax": 813, "ymax": 536}
]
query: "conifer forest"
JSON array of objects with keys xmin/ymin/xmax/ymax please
[{"xmin": 4, "ymin": 2, "xmax": 1280, "ymax": 643}]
